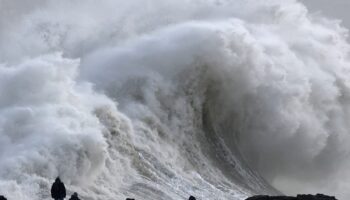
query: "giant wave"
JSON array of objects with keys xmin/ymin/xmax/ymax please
[{"xmin": 1, "ymin": 0, "xmax": 350, "ymax": 199}]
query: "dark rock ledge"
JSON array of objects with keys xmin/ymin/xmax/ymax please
[{"xmin": 246, "ymin": 194, "xmax": 337, "ymax": 200}]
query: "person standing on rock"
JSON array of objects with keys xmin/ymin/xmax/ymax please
[
  {"xmin": 189, "ymin": 196, "xmax": 196, "ymax": 200},
  {"xmin": 51, "ymin": 177, "xmax": 66, "ymax": 200},
  {"xmin": 69, "ymin": 192, "xmax": 80, "ymax": 200}
]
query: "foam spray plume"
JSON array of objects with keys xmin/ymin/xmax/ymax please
[{"xmin": 1, "ymin": 0, "xmax": 350, "ymax": 199}]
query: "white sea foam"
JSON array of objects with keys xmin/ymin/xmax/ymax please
[{"xmin": 1, "ymin": 0, "xmax": 350, "ymax": 199}]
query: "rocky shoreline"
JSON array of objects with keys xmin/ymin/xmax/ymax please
[{"xmin": 246, "ymin": 194, "xmax": 337, "ymax": 200}]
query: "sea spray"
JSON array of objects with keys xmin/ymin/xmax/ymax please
[{"xmin": 0, "ymin": 0, "xmax": 350, "ymax": 199}]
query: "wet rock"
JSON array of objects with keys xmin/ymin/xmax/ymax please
[{"xmin": 245, "ymin": 194, "xmax": 337, "ymax": 200}]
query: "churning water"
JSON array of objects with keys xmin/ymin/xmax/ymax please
[{"xmin": 1, "ymin": 0, "xmax": 350, "ymax": 199}]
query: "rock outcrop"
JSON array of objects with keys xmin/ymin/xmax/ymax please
[{"xmin": 246, "ymin": 194, "xmax": 337, "ymax": 200}]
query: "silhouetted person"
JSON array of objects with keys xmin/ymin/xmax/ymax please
[
  {"xmin": 0, "ymin": 195, "xmax": 7, "ymax": 200},
  {"xmin": 69, "ymin": 192, "xmax": 80, "ymax": 200},
  {"xmin": 51, "ymin": 177, "xmax": 66, "ymax": 200},
  {"xmin": 189, "ymin": 196, "xmax": 196, "ymax": 200}
]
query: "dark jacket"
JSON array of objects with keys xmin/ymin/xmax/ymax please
[
  {"xmin": 69, "ymin": 193, "xmax": 80, "ymax": 200},
  {"xmin": 0, "ymin": 195, "xmax": 7, "ymax": 200},
  {"xmin": 51, "ymin": 177, "xmax": 66, "ymax": 199}
]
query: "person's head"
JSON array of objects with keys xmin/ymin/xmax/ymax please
[
  {"xmin": 55, "ymin": 177, "xmax": 61, "ymax": 182},
  {"xmin": 73, "ymin": 192, "xmax": 78, "ymax": 197},
  {"xmin": 189, "ymin": 195, "xmax": 196, "ymax": 200}
]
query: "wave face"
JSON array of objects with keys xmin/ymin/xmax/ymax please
[{"xmin": 1, "ymin": 0, "xmax": 350, "ymax": 199}]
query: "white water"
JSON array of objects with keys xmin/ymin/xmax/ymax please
[{"xmin": 1, "ymin": 0, "xmax": 350, "ymax": 199}]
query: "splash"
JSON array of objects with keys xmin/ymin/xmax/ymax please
[{"xmin": 1, "ymin": 0, "xmax": 350, "ymax": 199}]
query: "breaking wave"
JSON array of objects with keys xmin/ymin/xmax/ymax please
[{"xmin": 1, "ymin": 0, "xmax": 350, "ymax": 199}]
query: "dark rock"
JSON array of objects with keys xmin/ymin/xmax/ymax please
[
  {"xmin": 245, "ymin": 195, "xmax": 271, "ymax": 200},
  {"xmin": 246, "ymin": 194, "xmax": 337, "ymax": 200},
  {"xmin": 246, "ymin": 196, "xmax": 296, "ymax": 200}
]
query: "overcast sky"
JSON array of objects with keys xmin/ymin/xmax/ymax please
[{"xmin": 301, "ymin": 0, "xmax": 350, "ymax": 29}]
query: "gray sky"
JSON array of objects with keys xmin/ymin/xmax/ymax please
[{"xmin": 301, "ymin": 0, "xmax": 350, "ymax": 28}]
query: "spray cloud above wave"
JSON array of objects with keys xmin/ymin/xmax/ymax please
[{"xmin": 1, "ymin": 0, "xmax": 350, "ymax": 199}]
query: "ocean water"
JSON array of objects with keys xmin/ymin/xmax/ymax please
[{"xmin": 0, "ymin": 0, "xmax": 350, "ymax": 199}]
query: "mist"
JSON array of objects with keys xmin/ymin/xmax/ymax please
[{"xmin": 1, "ymin": 0, "xmax": 350, "ymax": 200}]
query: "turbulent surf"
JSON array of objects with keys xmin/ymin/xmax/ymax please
[{"xmin": 1, "ymin": 0, "xmax": 350, "ymax": 199}]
